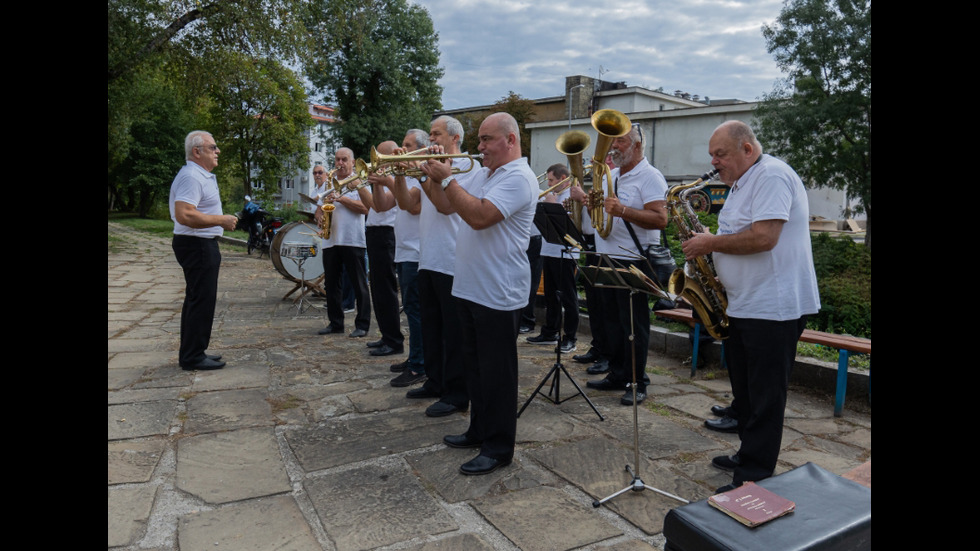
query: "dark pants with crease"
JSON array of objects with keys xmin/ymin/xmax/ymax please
[
  {"xmin": 541, "ymin": 255, "xmax": 579, "ymax": 340},
  {"xmin": 172, "ymin": 235, "xmax": 221, "ymax": 366},
  {"xmin": 418, "ymin": 269, "xmax": 467, "ymax": 408},
  {"xmin": 366, "ymin": 226, "xmax": 403, "ymax": 348},
  {"xmin": 322, "ymin": 245, "xmax": 370, "ymax": 332},
  {"xmin": 726, "ymin": 316, "xmax": 807, "ymax": 485},
  {"xmin": 598, "ymin": 259, "xmax": 651, "ymax": 391},
  {"xmin": 456, "ymin": 297, "xmax": 521, "ymax": 462}
]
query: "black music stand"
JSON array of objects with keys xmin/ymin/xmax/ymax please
[
  {"xmin": 582, "ymin": 251, "xmax": 689, "ymax": 508},
  {"xmin": 518, "ymin": 202, "xmax": 603, "ymax": 421}
]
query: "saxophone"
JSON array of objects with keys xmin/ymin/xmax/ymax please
[
  {"xmin": 317, "ymin": 204, "xmax": 335, "ymax": 240},
  {"xmin": 666, "ymin": 169, "xmax": 729, "ymax": 340}
]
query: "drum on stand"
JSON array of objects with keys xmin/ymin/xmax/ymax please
[{"xmin": 270, "ymin": 221, "xmax": 324, "ymax": 282}]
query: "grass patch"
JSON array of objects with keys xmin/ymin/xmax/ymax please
[
  {"xmin": 645, "ymin": 401, "xmax": 671, "ymax": 416},
  {"xmin": 268, "ymin": 394, "xmax": 302, "ymax": 412}
]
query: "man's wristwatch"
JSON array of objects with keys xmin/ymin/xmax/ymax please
[{"xmin": 441, "ymin": 178, "xmax": 453, "ymax": 190}]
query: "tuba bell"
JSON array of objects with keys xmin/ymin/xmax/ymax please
[
  {"xmin": 588, "ymin": 109, "xmax": 631, "ymax": 238},
  {"xmin": 666, "ymin": 169, "xmax": 729, "ymax": 340},
  {"xmin": 555, "ymin": 130, "xmax": 590, "ymax": 230}
]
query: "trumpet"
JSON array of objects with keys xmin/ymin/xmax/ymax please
[
  {"xmin": 538, "ymin": 174, "xmax": 575, "ymax": 199},
  {"xmin": 370, "ymin": 147, "xmax": 484, "ymax": 178}
]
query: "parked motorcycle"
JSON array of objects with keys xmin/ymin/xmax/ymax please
[{"xmin": 238, "ymin": 196, "xmax": 284, "ymax": 256}]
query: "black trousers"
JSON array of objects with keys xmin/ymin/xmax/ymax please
[
  {"xmin": 456, "ymin": 298, "xmax": 520, "ymax": 461},
  {"xmin": 599, "ymin": 259, "xmax": 651, "ymax": 391},
  {"xmin": 726, "ymin": 316, "xmax": 807, "ymax": 485},
  {"xmin": 541, "ymin": 255, "xmax": 579, "ymax": 339},
  {"xmin": 172, "ymin": 235, "xmax": 221, "ymax": 366},
  {"xmin": 520, "ymin": 235, "xmax": 543, "ymax": 328},
  {"xmin": 581, "ymin": 235, "xmax": 610, "ymax": 358},
  {"xmin": 322, "ymin": 245, "xmax": 370, "ymax": 332},
  {"xmin": 366, "ymin": 226, "xmax": 403, "ymax": 348},
  {"xmin": 418, "ymin": 269, "xmax": 467, "ymax": 408}
]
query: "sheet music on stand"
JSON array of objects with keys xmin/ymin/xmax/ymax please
[{"xmin": 577, "ymin": 248, "xmax": 671, "ymax": 301}]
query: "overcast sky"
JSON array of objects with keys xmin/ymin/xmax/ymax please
[{"xmin": 418, "ymin": 0, "xmax": 787, "ymax": 110}]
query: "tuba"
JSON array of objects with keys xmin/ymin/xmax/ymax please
[
  {"xmin": 666, "ymin": 169, "xmax": 729, "ymax": 340},
  {"xmin": 555, "ymin": 130, "xmax": 590, "ymax": 230},
  {"xmin": 587, "ymin": 109, "xmax": 631, "ymax": 238}
]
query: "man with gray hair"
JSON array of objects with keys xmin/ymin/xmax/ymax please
[
  {"xmin": 683, "ymin": 120, "xmax": 819, "ymax": 492},
  {"xmin": 571, "ymin": 124, "xmax": 668, "ymax": 406},
  {"xmin": 169, "ymin": 130, "xmax": 238, "ymax": 370}
]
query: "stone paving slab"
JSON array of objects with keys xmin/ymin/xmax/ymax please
[
  {"xmin": 183, "ymin": 388, "xmax": 274, "ymax": 434},
  {"xmin": 304, "ymin": 460, "xmax": 457, "ymax": 551},
  {"xmin": 108, "ymin": 439, "xmax": 167, "ymax": 484},
  {"xmin": 527, "ymin": 437, "xmax": 706, "ymax": 535},
  {"xmin": 589, "ymin": 404, "xmax": 725, "ymax": 460},
  {"xmin": 400, "ymin": 533, "xmax": 499, "ymax": 551},
  {"xmin": 285, "ymin": 410, "xmax": 465, "ymax": 472},
  {"xmin": 109, "ymin": 400, "xmax": 177, "ymax": 441},
  {"xmin": 177, "ymin": 495, "xmax": 320, "ymax": 551},
  {"xmin": 176, "ymin": 427, "xmax": 291, "ymax": 504},
  {"xmin": 408, "ymin": 447, "xmax": 548, "ymax": 504},
  {"xmin": 472, "ymin": 485, "xmax": 623, "ymax": 551},
  {"xmin": 108, "ymin": 485, "xmax": 158, "ymax": 548}
]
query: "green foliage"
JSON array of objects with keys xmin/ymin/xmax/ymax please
[
  {"xmin": 461, "ymin": 92, "xmax": 536, "ymax": 158},
  {"xmin": 109, "ymin": 0, "xmax": 314, "ymax": 215},
  {"xmin": 199, "ymin": 53, "xmax": 313, "ymax": 199},
  {"xmin": 306, "ymin": 0, "xmax": 443, "ymax": 156},
  {"xmin": 755, "ymin": 0, "xmax": 871, "ymax": 247},
  {"xmin": 808, "ymin": 232, "xmax": 871, "ymax": 337}
]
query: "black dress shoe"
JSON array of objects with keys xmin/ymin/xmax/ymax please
[
  {"xmin": 366, "ymin": 339, "xmax": 384, "ymax": 348},
  {"xmin": 573, "ymin": 348, "xmax": 599, "ymax": 364},
  {"xmin": 705, "ymin": 416, "xmax": 738, "ymax": 433},
  {"xmin": 390, "ymin": 370, "xmax": 426, "ymax": 387},
  {"xmin": 459, "ymin": 454, "xmax": 511, "ymax": 476},
  {"xmin": 181, "ymin": 358, "xmax": 225, "ymax": 371},
  {"xmin": 586, "ymin": 359, "xmax": 610, "ymax": 375},
  {"xmin": 715, "ymin": 482, "xmax": 742, "ymax": 494},
  {"xmin": 390, "ymin": 360, "xmax": 409, "ymax": 373},
  {"xmin": 443, "ymin": 433, "xmax": 482, "ymax": 449},
  {"xmin": 586, "ymin": 377, "xmax": 626, "ymax": 391},
  {"xmin": 406, "ymin": 387, "xmax": 440, "ymax": 399},
  {"xmin": 426, "ymin": 401, "xmax": 465, "ymax": 417},
  {"xmin": 621, "ymin": 389, "xmax": 646, "ymax": 406},
  {"xmin": 318, "ymin": 326, "xmax": 343, "ymax": 335},
  {"xmin": 206, "ymin": 354, "xmax": 222, "ymax": 361},
  {"xmin": 712, "ymin": 454, "xmax": 740, "ymax": 472},
  {"xmin": 370, "ymin": 344, "xmax": 404, "ymax": 357},
  {"xmin": 349, "ymin": 328, "xmax": 368, "ymax": 338},
  {"xmin": 711, "ymin": 404, "xmax": 734, "ymax": 417}
]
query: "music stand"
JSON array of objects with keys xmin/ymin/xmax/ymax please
[
  {"xmin": 518, "ymin": 202, "xmax": 603, "ymax": 421},
  {"xmin": 582, "ymin": 250, "xmax": 689, "ymax": 508}
]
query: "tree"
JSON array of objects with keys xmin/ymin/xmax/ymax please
[
  {"xmin": 461, "ymin": 92, "xmax": 536, "ymax": 158},
  {"xmin": 199, "ymin": 53, "xmax": 313, "ymax": 199},
  {"xmin": 754, "ymin": 0, "xmax": 871, "ymax": 247},
  {"xmin": 305, "ymin": 0, "xmax": 443, "ymax": 157},
  {"xmin": 108, "ymin": 0, "xmax": 314, "ymax": 214}
]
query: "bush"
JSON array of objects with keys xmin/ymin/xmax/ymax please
[
  {"xmin": 808, "ymin": 233, "xmax": 871, "ymax": 338},
  {"xmin": 662, "ymin": 219, "xmax": 871, "ymax": 338}
]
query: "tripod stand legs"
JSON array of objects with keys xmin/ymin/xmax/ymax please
[{"xmin": 592, "ymin": 464, "xmax": 689, "ymax": 508}]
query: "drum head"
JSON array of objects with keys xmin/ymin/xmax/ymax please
[{"xmin": 270, "ymin": 221, "xmax": 324, "ymax": 281}]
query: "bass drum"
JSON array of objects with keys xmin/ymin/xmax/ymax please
[{"xmin": 270, "ymin": 221, "xmax": 324, "ymax": 282}]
